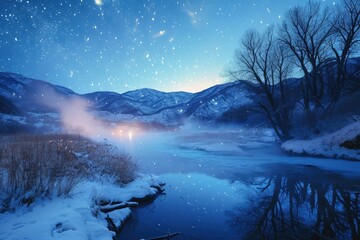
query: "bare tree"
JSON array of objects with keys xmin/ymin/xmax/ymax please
[
  {"xmin": 280, "ymin": 1, "xmax": 334, "ymax": 114},
  {"xmin": 231, "ymin": 27, "xmax": 293, "ymax": 141},
  {"xmin": 329, "ymin": 0, "xmax": 360, "ymax": 104},
  {"xmin": 230, "ymin": 0, "xmax": 360, "ymax": 139}
]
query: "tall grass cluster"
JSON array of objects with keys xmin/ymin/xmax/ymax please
[{"xmin": 0, "ymin": 134, "xmax": 137, "ymax": 212}]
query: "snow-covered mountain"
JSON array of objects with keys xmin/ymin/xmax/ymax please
[
  {"xmin": 0, "ymin": 72, "xmax": 76, "ymax": 113},
  {"xmin": 185, "ymin": 81, "xmax": 258, "ymax": 120},
  {"xmin": 0, "ymin": 72, "xmax": 258, "ymax": 131},
  {"xmin": 84, "ymin": 88, "xmax": 193, "ymax": 115}
]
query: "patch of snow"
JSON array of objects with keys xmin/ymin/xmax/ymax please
[
  {"xmin": 0, "ymin": 174, "xmax": 164, "ymax": 240},
  {"xmin": 107, "ymin": 208, "xmax": 131, "ymax": 228},
  {"xmin": 282, "ymin": 122, "xmax": 360, "ymax": 160}
]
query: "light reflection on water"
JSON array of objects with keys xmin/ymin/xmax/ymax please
[
  {"xmin": 120, "ymin": 173, "xmax": 250, "ymax": 240},
  {"xmin": 118, "ymin": 132, "xmax": 360, "ymax": 240}
]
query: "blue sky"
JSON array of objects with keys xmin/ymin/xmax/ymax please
[{"xmin": 0, "ymin": 0, "xmax": 337, "ymax": 93}]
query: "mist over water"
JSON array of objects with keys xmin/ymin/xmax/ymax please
[
  {"xmin": 117, "ymin": 129, "xmax": 360, "ymax": 240},
  {"xmin": 29, "ymin": 85, "xmax": 360, "ymax": 239}
]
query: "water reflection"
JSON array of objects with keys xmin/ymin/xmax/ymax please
[
  {"xmin": 120, "ymin": 173, "xmax": 245, "ymax": 240},
  {"xmin": 119, "ymin": 132, "xmax": 360, "ymax": 239},
  {"xmin": 119, "ymin": 164, "xmax": 360, "ymax": 240},
  {"xmin": 227, "ymin": 164, "xmax": 360, "ymax": 240}
]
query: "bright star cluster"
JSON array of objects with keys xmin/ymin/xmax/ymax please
[{"xmin": 0, "ymin": 0, "xmax": 325, "ymax": 94}]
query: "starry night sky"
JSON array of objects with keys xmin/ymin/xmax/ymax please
[{"xmin": 0, "ymin": 0, "xmax": 337, "ymax": 94}]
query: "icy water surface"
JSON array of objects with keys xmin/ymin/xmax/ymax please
[{"xmin": 118, "ymin": 130, "xmax": 360, "ymax": 240}]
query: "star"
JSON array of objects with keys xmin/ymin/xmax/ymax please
[
  {"xmin": 0, "ymin": 0, "xmax": 325, "ymax": 94},
  {"xmin": 94, "ymin": 0, "xmax": 103, "ymax": 6}
]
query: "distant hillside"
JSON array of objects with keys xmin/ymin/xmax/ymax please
[
  {"xmin": 0, "ymin": 72, "xmax": 262, "ymax": 132},
  {"xmin": 1, "ymin": 56, "xmax": 359, "ymax": 135}
]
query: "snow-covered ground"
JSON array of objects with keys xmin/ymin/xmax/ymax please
[
  {"xmin": 0, "ymin": 174, "xmax": 164, "ymax": 240},
  {"xmin": 282, "ymin": 121, "xmax": 360, "ymax": 160}
]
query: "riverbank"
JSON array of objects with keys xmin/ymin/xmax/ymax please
[
  {"xmin": 282, "ymin": 121, "xmax": 360, "ymax": 161},
  {"xmin": 0, "ymin": 134, "xmax": 165, "ymax": 240},
  {"xmin": 0, "ymin": 174, "xmax": 164, "ymax": 240}
]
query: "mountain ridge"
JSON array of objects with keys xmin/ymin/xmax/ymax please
[{"xmin": 0, "ymin": 71, "xmax": 260, "ymax": 132}]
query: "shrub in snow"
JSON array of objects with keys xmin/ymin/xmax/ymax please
[
  {"xmin": 0, "ymin": 134, "xmax": 137, "ymax": 212},
  {"xmin": 99, "ymin": 153, "xmax": 137, "ymax": 184},
  {"xmin": 0, "ymin": 134, "xmax": 86, "ymax": 211},
  {"xmin": 77, "ymin": 142, "xmax": 138, "ymax": 184}
]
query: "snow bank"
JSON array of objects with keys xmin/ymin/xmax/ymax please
[
  {"xmin": 0, "ymin": 174, "xmax": 164, "ymax": 240},
  {"xmin": 282, "ymin": 122, "xmax": 360, "ymax": 160}
]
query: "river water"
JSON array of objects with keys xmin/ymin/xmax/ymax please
[{"xmin": 117, "ymin": 129, "xmax": 360, "ymax": 240}]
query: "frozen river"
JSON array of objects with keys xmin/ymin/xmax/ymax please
[{"xmin": 116, "ymin": 129, "xmax": 360, "ymax": 240}]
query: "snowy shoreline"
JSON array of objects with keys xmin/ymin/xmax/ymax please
[
  {"xmin": 0, "ymin": 174, "xmax": 165, "ymax": 240},
  {"xmin": 281, "ymin": 122, "xmax": 360, "ymax": 161}
]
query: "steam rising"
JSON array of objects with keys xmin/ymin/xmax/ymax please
[
  {"xmin": 59, "ymin": 96, "xmax": 109, "ymax": 137},
  {"xmin": 34, "ymin": 86, "xmax": 237, "ymax": 142},
  {"xmin": 35, "ymin": 86, "xmax": 129, "ymax": 139}
]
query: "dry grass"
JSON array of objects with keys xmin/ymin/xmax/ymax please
[
  {"xmin": 101, "ymin": 153, "xmax": 137, "ymax": 184},
  {"xmin": 0, "ymin": 134, "xmax": 137, "ymax": 212},
  {"xmin": 71, "ymin": 141, "xmax": 138, "ymax": 185}
]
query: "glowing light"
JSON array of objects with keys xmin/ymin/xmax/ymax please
[
  {"xmin": 154, "ymin": 30, "xmax": 166, "ymax": 38},
  {"xmin": 94, "ymin": 0, "xmax": 103, "ymax": 6},
  {"xmin": 112, "ymin": 124, "xmax": 144, "ymax": 141}
]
